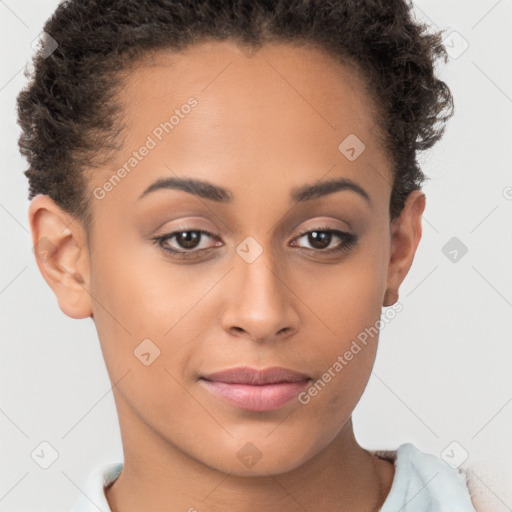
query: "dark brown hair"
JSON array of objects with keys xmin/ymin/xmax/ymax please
[{"xmin": 17, "ymin": 0, "xmax": 454, "ymax": 233}]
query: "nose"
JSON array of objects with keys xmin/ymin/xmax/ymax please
[{"xmin": 221, "ymin": 246, "xmax": 300, "ymax": 344}]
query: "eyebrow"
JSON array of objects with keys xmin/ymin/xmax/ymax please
[{"xmin": 138, "ymin": 176, "xmax": 371, "ymax": 205}]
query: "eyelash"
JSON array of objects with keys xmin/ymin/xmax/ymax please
[{"xmin": 151, "ymin": 226, "xmax": 357, "ymax": 260}]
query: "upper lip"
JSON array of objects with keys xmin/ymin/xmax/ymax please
[{"xmin": 201, "ymin": 366, "xmax": 311, "ymax": 385}]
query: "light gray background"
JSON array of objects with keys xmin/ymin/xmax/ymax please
[{"xmin": 1, "ymin": 1, "xmax": 511, "ymax": 511}]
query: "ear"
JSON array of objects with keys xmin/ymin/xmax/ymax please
[
  {"xmin": 383, "ymin": 190, "xmax": 426, "ymax": 306},
  {"xmin": 28, "ymin": 195, "xmax": 93, "ymax": 319}
]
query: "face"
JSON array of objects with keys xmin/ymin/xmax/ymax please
[{"xmin": 30, "ymin": 40, "xmax": 424, "ymax": 477}]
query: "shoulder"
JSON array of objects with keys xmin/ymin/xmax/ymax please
[
  {"xmin": 371, "ymin": 443, "xmax": 477, "ymax": 512},
  {"xmin": 70, "ymin": 462, "xmax": 123, "ymax": 512}
]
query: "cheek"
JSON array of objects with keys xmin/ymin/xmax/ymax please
[
  {"xmin": 311, "ymin": 247, "xmax": 387, "ymax": 343},
  {"xmin": 295, "ymin": 243, "xmax": 388, "ymax": 414},
  {"xmin": 88, "ymin": 235, "xmax": 218, "ymax": 381}
]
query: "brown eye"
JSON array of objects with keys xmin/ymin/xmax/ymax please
[
  {"xmin": 175, "ymin": 231, "xmax": 202, "ymax": 249},
  {"xmin": 292, "ymin": 227, "xmax": 357, "ymax": 255},
  {"xmin": 152, "ymin": 229, "xmax": 221, "ymax": 257},
  {"xmin": 306, "ymin": 230, "xmax": 332, "ymax": 250}
]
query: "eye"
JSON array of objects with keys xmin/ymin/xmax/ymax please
[
  {"xmin": 151, "ymin": 229, "xmax": 221, "ymax": 259},
  {"xmin": 291, "ymin": 226, "xmax": 357, "ymax": 255}
]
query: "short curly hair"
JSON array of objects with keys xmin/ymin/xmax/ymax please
[{"xmin": 17, "ymin": 0, "xmax": 454, "ymax": 234}]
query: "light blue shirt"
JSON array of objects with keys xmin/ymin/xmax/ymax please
[
  {"xmin": 375, "ymin": 443, "xmax": 476, "ymax": 511},
  {"xmin": 71, "ymin": 443, "xmax": 476, "ymax": 511}
]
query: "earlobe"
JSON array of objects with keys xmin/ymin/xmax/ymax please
[
  {"xmin": 383, "ymin": 190, "xmax": 426, "ymax": 306},
  {"xmin": 28, "ymin": 195, "xmax": 92, "ymax": 319},
  {"xmin": 382, "ymin": 288, "xmax": 399, "ymax": 307}
]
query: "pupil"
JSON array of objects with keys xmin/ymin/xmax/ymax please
[{"xmin": 309, "ymin": 231, "xmax": 330, "ymax": 249}]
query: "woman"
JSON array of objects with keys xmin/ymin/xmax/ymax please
[{"xmin": 17, "ymin": 0, "xmax": 476, "ymax": 510}]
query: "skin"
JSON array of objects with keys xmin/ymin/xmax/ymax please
[{"xmin": 28, "ymin": 40, "xmax": 425, "ymax": 512}]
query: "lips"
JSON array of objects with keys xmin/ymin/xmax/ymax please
[
  {"xmin": 199, "ymin": 366, "xmax": 312, "ymax": 412},
  {"xmin": 201, "ymin": 366, "xmax": 311, "ymax": 385}
]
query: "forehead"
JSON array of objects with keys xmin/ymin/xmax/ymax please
[
  {"xmin": 118, "ymin": 40, "xmax": 381, "ymax": 143},
  {"xmin": 89, "ymin": 40, "xmax": 391, "ymax": 211}
]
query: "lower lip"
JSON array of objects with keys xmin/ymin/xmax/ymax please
[{"xmin": 199, "ymin": 378, "xmax": 311, "ymax": 411}]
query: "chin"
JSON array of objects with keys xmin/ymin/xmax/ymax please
[{"xmin": 200, "ymin": 438, "xmax": 314, "ymax": 477}]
